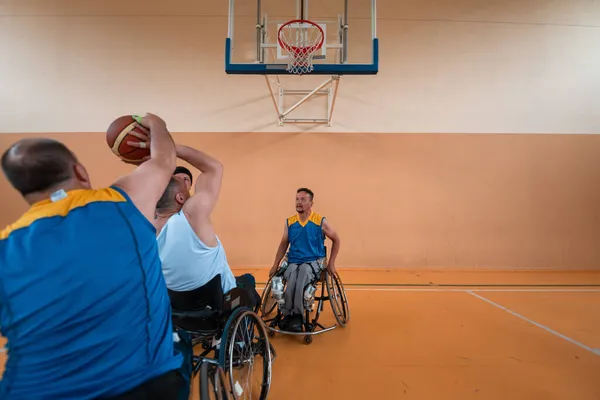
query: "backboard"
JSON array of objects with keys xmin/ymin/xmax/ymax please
[{"xmin": 225, "ymin": 0, "xmax": 378, "ymax": 75}]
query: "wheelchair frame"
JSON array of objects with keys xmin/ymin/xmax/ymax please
[
  {"xmin": 171, "ymin": 291, "xmax": 274, "ymax": 400},
  {"xmin": 260, "ymin": 255, "xmax": 350, "ymax": 344}
]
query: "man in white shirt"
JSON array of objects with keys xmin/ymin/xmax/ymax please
[{"xmin": 128, "ymin": 140, "xmax": 260, "ymax": 311}]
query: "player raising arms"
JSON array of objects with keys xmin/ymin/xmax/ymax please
[{"xmin": 0, "ymin": 114, "xmax": 188, "ymax": 399}]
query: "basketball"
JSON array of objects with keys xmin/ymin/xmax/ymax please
[{"xmin": 106, "ymin": 115, "xmax": 150, "ymax": 163}]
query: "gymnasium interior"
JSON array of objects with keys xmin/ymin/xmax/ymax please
[{"xmin": 1, "ymin": 0, "xmax": 599, "ymax": 399}]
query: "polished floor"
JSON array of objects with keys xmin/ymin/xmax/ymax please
[{"xmin": 2, "ymin": 269, "xmax": 600, "ymax": 399}]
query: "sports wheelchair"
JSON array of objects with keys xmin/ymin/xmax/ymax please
[
  {"xmin": 259, "ymin": 254, "xmax": 350, "ymax": 344},
  {"xmin": 169, "ymin": 274, "xmax": 274, "ymax": 399}
]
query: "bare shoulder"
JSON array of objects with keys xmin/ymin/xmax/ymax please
[
  {"xmin": 182, "ymin": 208, "xmax": 218, "ymax": 247},
  {"xmin": 321, "ymin": 217, "xmax": 339, "ymax": 238}
]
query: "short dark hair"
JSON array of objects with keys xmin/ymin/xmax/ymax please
[
  {"xmin": 1, "ymin": 138, "xmax": 77, "ymax": 196},
  {"xmin": 297, "ymin": 187, "xmax": 314, "ymax": 200},
  {"xmin": 174, "ymin": 166, "xmax": 193, "ymax": 185},
  {"xmin": 157, "ymin": 177, "xmax": 183, "ymax": 210}
]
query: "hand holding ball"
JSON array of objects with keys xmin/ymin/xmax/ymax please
[{"xmin": 106, "ymin": 115, "xmax": 151, "ymax": 164}]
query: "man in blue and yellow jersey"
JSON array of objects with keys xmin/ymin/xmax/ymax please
[
  {"xmin": 0, "ymin": 114, "xmax": 187, "ymax": 399},
  {"xmin": 269, "ymin": 188, "xmax": 340, "ymax": 332}
]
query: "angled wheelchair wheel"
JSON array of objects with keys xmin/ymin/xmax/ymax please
[
  {"xmin": 259, "ymin": 277, "xmax": 278, "ymax": 318},
  {"xmin": 200, "ymin": 361, "xmax": 232, "ymax": 400},
  {"xmin": 224, "ymin": 310, "xmax": 273, "ymax": 400},
  {"xmin": 326, "ymin": 271, "xmax": 350, "ymax": 327}
]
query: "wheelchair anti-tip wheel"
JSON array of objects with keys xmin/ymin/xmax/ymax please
[{"xmin": 222, "ymin": 309, "xmax": 273, "ymax": 400}]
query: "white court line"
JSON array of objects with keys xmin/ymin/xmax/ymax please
[
  {"xmin": 344, "ymin": 287, "xmax": 600, "ymax": 293},
  {"xmin": 256, "ymin": 286, "xmax": 600, "ymax": 293},
  {"xmin": 468, "ymin": 290, "xmax": 600, "ymax": 356}
]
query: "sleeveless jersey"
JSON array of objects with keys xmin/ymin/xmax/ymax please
[
  {"xmin": 286, "ymin": 211, "xmax": 326, "ymax": 264},
  {"xmin": 156, "ymin": 210, "xmax": 236, "ymax": 295},
  {"xmin": 0, "ymin": 187, "xmax": 182, "ymax": 399}
]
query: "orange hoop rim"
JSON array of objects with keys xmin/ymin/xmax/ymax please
[{"xmin": 277, "ymin": 19, "xmax": 325, "ymax": 57}]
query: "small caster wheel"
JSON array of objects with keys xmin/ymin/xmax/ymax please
[
  {"xmin": 268, "ymin": 330, "xmax": 275, "ymax": 338},
  {"xmin": 304, "ymin": 335, "xmax": 313, "ymax": 345},
  {"xmin": 202, "ymin": 342, "xmax": 210, "ymax": 350}
]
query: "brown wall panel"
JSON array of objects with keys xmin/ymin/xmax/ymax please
[{"xmin": 1, "ymin": 132, "xmax": 598, "ymax": 270}]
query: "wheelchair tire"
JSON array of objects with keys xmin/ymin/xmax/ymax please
[
  {"xmin": 326, "ymin": 272, "xmax": 350, "ymax": 327},
  {"xmin": 200, "ymin": 361, "xmax": 231, "ymax": 400},
  {"xmin": 260, "ymin": 278, "xmax": 278, "ymax": 318},
  {"xmin": 224, "ymin": 309, "xmax": 273, "ymax": 400}
]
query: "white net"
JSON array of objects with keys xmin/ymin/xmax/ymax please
[{"xmin": 278, "ymin": 21, "xmax": 324, "ymax": 75}]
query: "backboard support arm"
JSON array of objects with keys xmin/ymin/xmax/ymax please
[{"xmin": 264, "ymin": 75, "xmax": 341, "ymax": 126}]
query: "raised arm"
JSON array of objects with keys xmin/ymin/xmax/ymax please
[
  {"xmin": 177, "ymin": 144, "xmax": 223, "ymax": 218},
  {"xmin": 269, "ymin": 221, "xmax": 289, "ymax": 277},
  {"xmin": 322, "ymin": 218, "xmax": 340, "ymax": 274},
  {"xmin": 112, "ymin": 114, "xmax": 176, "ymax": 223}
]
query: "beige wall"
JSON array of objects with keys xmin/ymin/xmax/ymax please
[{"xmin": 1, "ymin": 0, "xmax": 599, "ymax": 133}]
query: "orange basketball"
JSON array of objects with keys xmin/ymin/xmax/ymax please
[{"xmin": 106, "ymin": 115, "xmax": 150, "ymax": 163}]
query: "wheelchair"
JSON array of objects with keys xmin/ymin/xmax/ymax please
[
  {"xmin": 169, "ymin": 274, "xmax": 275, "ymax": 399},
  {"xmin": 259, "ymin": 254, "xmax": 350, "ymax": 345}
]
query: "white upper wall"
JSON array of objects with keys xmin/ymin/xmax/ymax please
[{"xmin": 1, "ymin": 0, "xmax": 599, "ymax": 133}]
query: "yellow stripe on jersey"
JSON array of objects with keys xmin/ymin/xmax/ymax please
[
  {"xmin": 0, "ymin": 188, "xmax": 126, "ymax": 240},
  {"xmin": 287, "ymin": 211, "xmax": 323, "ymax": 228},
  {"xmin": 309, "ymin": 212, "xmax": 324, "ymax": 226},
  {"xmin": 287, "ymin": 215, "xmax": 299, "ymax": 227}
]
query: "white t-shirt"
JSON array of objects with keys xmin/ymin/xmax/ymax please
[{"xmin": 156, "ymin": 211, "xmax": 236, "ymax": 294}]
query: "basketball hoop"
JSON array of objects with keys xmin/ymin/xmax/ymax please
[{"xmin": 278, "ymin": 19, "xmax": 325, "ymax": 75}]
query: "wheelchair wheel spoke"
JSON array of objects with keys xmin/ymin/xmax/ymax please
[
  {"xmin": 260, "ymin": 278, "xmax": 281, "ymax": 318},
  {"xmin": 326, "ymin": 272, "xmax": 350, "ymax": 327},
  {"xmin": 227, "ymin": 311, "xmax": 272, "ymax": 400}
]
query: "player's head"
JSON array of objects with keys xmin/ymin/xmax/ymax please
[
  {"xmin": 173, "ymin": 166, "xmax": 193, "ymax": 191},
  {"xmin": 295, "ymin": 187, "xmax": 314, "ymax": 214},
  {"xmin": 1, "ymin": 138, "xmax": 91, "ymax": 204},
  {"xmin": 156, "ymin": 175, "xmax": 191, "ymax": 214}
]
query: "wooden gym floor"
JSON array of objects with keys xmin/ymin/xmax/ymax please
[{"xmin": 2, "ymin": 269, "xmax": 600, "ymax": 399}]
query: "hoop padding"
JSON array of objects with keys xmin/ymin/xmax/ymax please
[{"xmin": 278, "ymin": 19, "xmax": 325, "ymax": 75}]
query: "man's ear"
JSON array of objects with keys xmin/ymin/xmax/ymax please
[{"xmin": 73, "ymin": 163, "xmax": 91, "ymax": 188}]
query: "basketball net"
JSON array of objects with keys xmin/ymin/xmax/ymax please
[{"xmin": 278, "ymin": 20, "xmax": 324, "ymax": 75}]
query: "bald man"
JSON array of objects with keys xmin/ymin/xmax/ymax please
[{"xmin": 0, "ymin": 114, "xmax": 188, "ymax": 399}]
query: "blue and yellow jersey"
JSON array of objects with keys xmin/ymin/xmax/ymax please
[
  {"xmin": 286, "ymin": 211, "xmax": 326, "ymax": 264},
  {"xmin": 0, "ymin": 187, "xmax": 182, "ymax": 398}
]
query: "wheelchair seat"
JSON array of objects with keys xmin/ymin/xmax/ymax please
[
  {"xmin": 260, "ymin": 248, "xmax": 350, "ymax": 344},
  {"xmin": 168, "ymin": 274, "xmax": 224, "ymax": 333},
  {"xmin": 168, "ymin": 274, "xmax": 257, "ymax": 333}
]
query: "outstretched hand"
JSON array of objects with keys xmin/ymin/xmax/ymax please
[
  {"xmin": 132, "ymin": 113, "xmax": 167, "ymax": 131},
  {"xmin": 121, "ymin": 123, "xmax": 151, "ymax": 166},
  {"xmin": 126, "ymin": 123, "xmax": 151, "ymax": 149}
]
